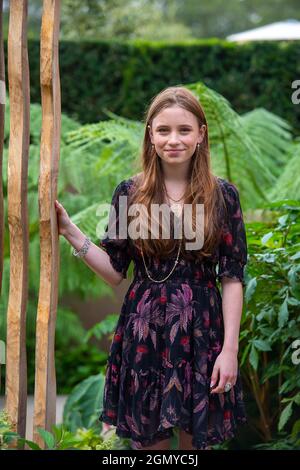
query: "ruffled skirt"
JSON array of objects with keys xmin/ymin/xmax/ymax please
[{"xmin": 98, "ymin": 278, "xmax": 248, "ymax": 449}]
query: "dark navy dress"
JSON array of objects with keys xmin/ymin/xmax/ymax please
[{"xmin": 98, "ymin": 176, "xmax": 248, "ymax": 449}]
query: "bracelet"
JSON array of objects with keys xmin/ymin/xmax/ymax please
[{"xmin": 72, "ymin": 237, "xmax": 91, "ymax": 258}]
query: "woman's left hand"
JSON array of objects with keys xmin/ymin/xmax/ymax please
[{"xmin": 209, "ymin": 348, "xmax": 238, "ymax": 394}]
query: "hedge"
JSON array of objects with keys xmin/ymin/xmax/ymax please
[{"xmin": 3, "ymin": 38, "xmax": 300, "ymax": 132}]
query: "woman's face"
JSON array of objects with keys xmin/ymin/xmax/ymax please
[{"xmin": 148, "ymin": 105, "xmax": 206, "ymax": 167}]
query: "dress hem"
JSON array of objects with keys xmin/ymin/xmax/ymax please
[{"xmin": 99, "ymin": 412, "xmax": 248, "ymax": 450}]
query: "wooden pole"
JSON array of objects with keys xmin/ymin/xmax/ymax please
[
  {"xmin": 0, "ymin": 0, "xmax": 5, "ymax": 296},
  {"xmin": 5, "ymin": 0, "xmax": 30, "ymax": 443},
  {"xmin": 33, "ymin": 0, "xmax": 61, "ymax": 448}
]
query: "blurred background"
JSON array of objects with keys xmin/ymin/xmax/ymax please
[{"xmin": 2, "ymin": 0, "xmax": 300, "ymax": 41}]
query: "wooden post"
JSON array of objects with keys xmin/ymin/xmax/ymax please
[
  {"xmin": 0, "ymin": 0, "xmax": 5, "ymax": 296},
  {"xmin": 0, "ymin": 0, "xmax": 5, "ymax": 398},
  {"xmin": 33, "ymin": 0, "xmax": 61, "ymax": 448},
  {"xmin": 5, "ymin": 0, "xmax": 30, "ymax": 443}
]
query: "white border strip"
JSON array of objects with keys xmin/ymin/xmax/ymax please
[{"xmin": 0, "ymin": 79, "xmax": 6, "ymax": 105}]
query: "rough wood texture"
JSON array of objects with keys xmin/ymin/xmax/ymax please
[
  {"xmin": 5, "ymin": 0, "xmax": 30, "ymax": 442},
  {"xmin": 0, "ymin": 0, "xmax": 6, "ymax": 399},
  {"xmin": 0, "ymin": 0, "xmax": 5, "ymax": 295},
  {"xmin": 33, "ymin": 0, "xmax": 61, "ymax": 448}
]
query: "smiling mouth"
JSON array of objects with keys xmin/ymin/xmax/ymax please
[{"xmin": 166, "ymin": 149, "xmax": 184, "ymax": 152}]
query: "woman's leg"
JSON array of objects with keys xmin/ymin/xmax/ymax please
[
  {"xmin": 179, "ymin": 429, "xmax": 212, "ymax": 450},
  {"xmin": 132, "ymin": 437, "xmax": 171, "ymax": 450},
  {"xmin": 179, "ymin": 429, "xmax": 196, "ymax": 450}
]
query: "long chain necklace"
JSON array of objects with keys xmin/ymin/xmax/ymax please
[
  {"xmin": 140, "ymin": 186, "xmax": 182, "ymax": 283},
  {"xmin": 141, "ymin": 238, "xmax": 182, "ymax": 283}
]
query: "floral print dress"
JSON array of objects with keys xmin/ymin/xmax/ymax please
[{"xmin": 98, "ymin": 176, "xmax": 248, "ymax": 449}]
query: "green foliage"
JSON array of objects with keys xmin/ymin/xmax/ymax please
[
  {"xmin": 251, "ymin": 433, "xmax": 300, "ymax": 450},
  {"xmin": 83, "ymin": 314, "xmax": 119, "ymax": 343},
  {"xmin": 63, "ymin": 110, "xmax": 143, "ymax": 197},
  {"xmin": 239, "ymin": 199, "xmax": 300, "ymax": 442},
  {"xmin": 3, "ymin": 0, "xmax": 300, "ymax": 43},
  {"xmin": 55, "ymin": 343, "xmax": 108, "ymax": 395},
  {"xmin": 3, "ymin": 422, "xmax": 118, "ymax": 450},
  {"xmin": 60, "ymin": 0, "xmax": 193, "ymax": 42},
  {"xmin": 62, "ymin": 373, "xmax": 105, "ymax": 432},
  {"xmin": 269, "ymin": 141, "xmax": 300, "ymax": 201},
  {"xmin": 22, "ymin": 425, "xmax": 123, "ymax": 450},
  {"xmin": 0, "ymin": 409, "xmax": 126, "ymax": 450},
  {"xmin": 239, "ymin": 109, "xmax": 293, "ymax": 181},
  {"xmin": 0, "ymin": 410, "xmax": 20, "ymax": 449},
  {"xmin": 186, "ymin": 82, "xmax": 293, "ymax": 206}
]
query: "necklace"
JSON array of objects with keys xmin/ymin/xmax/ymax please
[
  {"xmin": 163, "ymin": 181, "xmax": 184, "ymax": 217},
  {"xmin": 140, "ymin": 238, "xmax": 182, "ymax": 283},
  {"xmin": 140, "ymin": 182, "xmax": 183, "ymax": 283},
  {"xmin": 163, "ymin": 180, "xmax": 185, "ymax": 203}
]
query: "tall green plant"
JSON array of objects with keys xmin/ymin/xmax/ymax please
[
  {"xmin": 186, "ymin": 82, "xmax": 293, "ymax": 205},
  {"xmin": 269, "ymin": 141, "xmax": 300, "ymax": 201},
  {"xmin": 240, "ymin": 199, "xmax": 300, "ymax": 443}
]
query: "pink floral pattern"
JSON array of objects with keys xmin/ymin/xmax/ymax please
[{"xmin": 98, "ymin": 177, "xmax": 248, "ymax": 449}]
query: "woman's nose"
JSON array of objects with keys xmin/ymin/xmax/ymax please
[{"xmin": 168, "ymin": 133, "xmax": 181, "ymax": 143}]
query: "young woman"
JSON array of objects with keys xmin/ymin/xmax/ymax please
[{"xmin": 55, "ymin": 86, "xmax": 248, "ymax": 451}]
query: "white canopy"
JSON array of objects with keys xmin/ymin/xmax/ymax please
[{"xmin": 227, "ymin": 20, "xmax": 300, "ymax": 42}]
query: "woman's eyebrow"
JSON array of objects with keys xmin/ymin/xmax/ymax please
[{"xmin": 155, "ymin": 124, "xmax": 193, "ymax": 129}]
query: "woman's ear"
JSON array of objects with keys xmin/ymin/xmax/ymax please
[{"xmin": 198, "ymin": 124, "xmax": 206, "ymax": 144}]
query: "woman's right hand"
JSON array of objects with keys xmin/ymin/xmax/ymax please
[{"xmin": 54, "ymin": 199, "xmax": 72, "ymax": 236}]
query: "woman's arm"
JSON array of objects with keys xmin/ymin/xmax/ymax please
[
  {"xmin": 64, "ymin": 221, "xmax": 124, "ymax": 288},
  {"xmin": 55, "ymin": 180, "xmax": 133, "ymax": 288},
  {"xmin": 220, "ymin": 277, "xmax": 243, "ymax": 353},
  {"xmin": 210, "ymin": 277, "xmax": 243, "ymax": 394},
  {"xmin": 210, "ymin": 179, "xmax": 247, "ymax": 394}
]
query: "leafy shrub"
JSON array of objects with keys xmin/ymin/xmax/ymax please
[{"xmin": 240, "ymin": 199, "xmax": 300, "ymax": 444}]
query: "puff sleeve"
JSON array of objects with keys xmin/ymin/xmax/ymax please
[
  {"xmin": 99, "ymin": 180, "xmax": 132, "ymax": 279},
  {"xmin": 217, "ymin": 179, "xmax": 248, "ymax": 288}
]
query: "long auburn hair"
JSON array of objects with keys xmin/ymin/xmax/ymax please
[{"xmin": 128, "ymin": 85, "xmax": 227, "ymax": 261}]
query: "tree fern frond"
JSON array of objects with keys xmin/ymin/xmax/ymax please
[
  {"xmin": 65, "ymin": 118, "xmax": 143, "ymax": 150},
  {"xmin": 186, "ymin": 81, "xmax": 280, "ymax": 208},
  {"xmin": 68, "ymin": 202, "xmax": 104, "ymax": 239},
  {"xmin": 240, "ymin": 108, "xmax": 293, "ymax": 179},
  {"xmin": 268, "ymin": 142, "xmax": 300, "ymax": 201},
  {"xmin": 62, "ymin": 117, "xmax": 143, "ymax": 184},
  {"xmin": 4, "ymin": 95, "xmax": 81, "ymax": 145}
]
